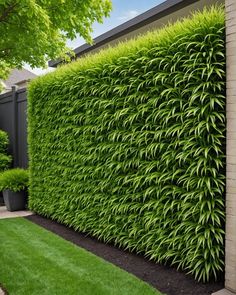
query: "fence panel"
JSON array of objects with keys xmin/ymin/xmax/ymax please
[
  {"xmin": 0, "ymin": 87, "xmax": 27, "ymax": 168},
  {"xmin": 16, "ymin": 89, "xmax": 28, "ymax": 168}
]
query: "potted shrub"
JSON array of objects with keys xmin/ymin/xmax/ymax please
[{"xmin": 0, "ymin": 168, "xmax": 29, "ymax": 211}]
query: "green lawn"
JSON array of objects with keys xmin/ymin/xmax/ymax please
[{"xmin": 0, "ymin": 218, "xmax": 161, "ymax": 295}]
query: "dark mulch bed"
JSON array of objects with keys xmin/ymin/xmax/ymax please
[{"xmin": 25, "ymin": 214, "xmax": 223, "ymax": 295}]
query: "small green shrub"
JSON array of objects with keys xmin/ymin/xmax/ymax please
[
  {"xmin": 0, "ymin": 154, "xmax": 12, "ymax": 171},
  {"xmin": 0, "ymin": 130, "xmax": 11, "ymax": 172},
  {"xmin": 28, "ymin": 6, "xmax": 225, "ymax": 282},
  {"xmin": 0, "ymin": 130, "xmax": 9, "ymax": 154},
  {"xmin": 0, "ymin": 169, "xmax": 29, "ymax": 192}
]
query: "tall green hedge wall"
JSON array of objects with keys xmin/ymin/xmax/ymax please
[{"xmin": 28, "ymin": 7, "xmax": 225, "ymax": 282}]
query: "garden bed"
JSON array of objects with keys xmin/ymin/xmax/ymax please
[{"xmin": 26, "ymin": 214, "xmax": 224, "ymax": 295}]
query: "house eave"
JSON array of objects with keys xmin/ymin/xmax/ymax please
[{"xmin": 48, "ymin": 0, "xmax": 199, "ymax": 68}]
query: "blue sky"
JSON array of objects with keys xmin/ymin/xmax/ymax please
[
  {"xmin": 67, "ymin": 0, "xmax": 165, "ymax": 49},
  {"xmin": 26, "ymin": 0, "xmax": 165, "ymax": 75}
]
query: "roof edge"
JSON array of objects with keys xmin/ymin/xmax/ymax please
[{"xmin": 49, "ymin": 0, "xmax": 199, "ymax": 68}]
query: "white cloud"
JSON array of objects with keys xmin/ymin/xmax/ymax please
[{"xmin": 118, "ymin": 10, "xmax": 139, "ymax": 21}]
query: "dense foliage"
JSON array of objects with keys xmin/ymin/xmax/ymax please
[
  {"xmin": 0, "ymin": 130, "xmax": 11, "ymax": 171},
  {"xmin": 28, "ymin": 7, "xmax": 226, "ymax": 282},
  {"xmin": 0, "ymin": 168, "xmax": 29, "ymax": 192},
  {"xmin": 0, "ymin": 0, "xmax": 112, "ymax": 88}
]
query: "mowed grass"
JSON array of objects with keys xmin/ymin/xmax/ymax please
[{"xmin": 0, "ymin": 218, "xmax": 161, "ymax": 295}]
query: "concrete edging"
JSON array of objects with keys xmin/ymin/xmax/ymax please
[{"xmin": 0, "ymin": 206, "xmax": 33, "ymax": 219}]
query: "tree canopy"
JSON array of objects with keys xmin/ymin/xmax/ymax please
[{"xmin": 0, "ymin": 0, "xmax": 112, "ymax": 81}]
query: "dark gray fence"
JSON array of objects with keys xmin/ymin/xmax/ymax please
[{"xmin": 0, "ymin": 87, "xmax": 28, "ymax": 168}]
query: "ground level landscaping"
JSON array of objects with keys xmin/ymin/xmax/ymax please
[
  {"xmin": 0, "ymin": 218, "xmax": 160, "ymax": 295},
  {"xmin": 26, "ymin": 214, "xmax": 224, "ymax": 295}
]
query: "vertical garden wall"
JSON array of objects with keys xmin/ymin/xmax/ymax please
[{"xmin": 28, "ymin": 7, "xmax": 226, "ymax": 282}]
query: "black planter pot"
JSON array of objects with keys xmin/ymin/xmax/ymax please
[{"xmin": 3, "ymin": 189, "xmax": 27, "ymax": 212}]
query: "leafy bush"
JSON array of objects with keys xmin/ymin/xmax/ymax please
[
  {"xmin": 0, "ymin": 169, "xmax": 29, "ymax": 192},
  {"xmin": 0, "ymin": 130, "xmax": 9, "ymax": 154},
  {"xmin": 0, "ymin": 130, "xmax": 11, "ymax": 172},
  {"xmin": 0, "ymin": 154, "xmax": 12, "ymax": 171},
  {"xmin": 28, "ymin": 7, "xmax": 225, "ymax": 282}
]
